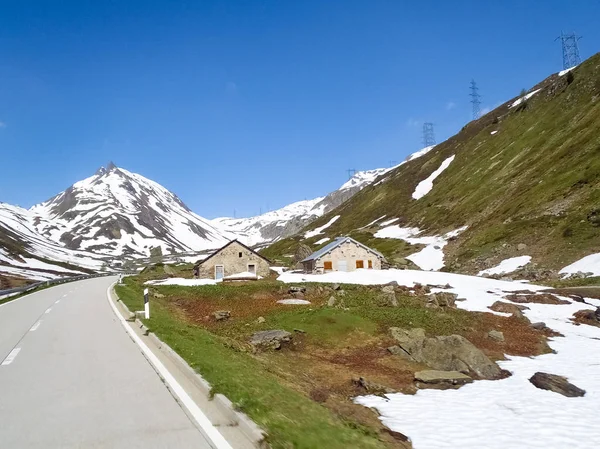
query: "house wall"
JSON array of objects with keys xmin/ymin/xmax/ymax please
[
  {"xmin": 314, "ymin": 240, "xmax": 382, "ymax": 273},
  {"xmin": 198, "ymin": 241, "xmax": 271, "ymax": 279}
]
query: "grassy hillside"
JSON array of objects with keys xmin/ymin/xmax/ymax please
[{"xmin": 263, "ymin": 54, "xmax": 600, "ymax": 275}]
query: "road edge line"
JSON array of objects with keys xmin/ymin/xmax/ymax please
[{"xmin": 105, "ymin": 282, "xmax": 234, "ymax": 449}]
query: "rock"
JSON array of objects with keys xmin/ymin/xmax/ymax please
[
  {"xmin": 327, "ymin": 296, "xmax": 336, "ymax": 307},
  {"xmin": 288, "ymin": 286, "xmax": 306, "ymax": 294},
  {"xmin": 384, "ymin": 281, "xmax": 400, "ymax": 287},
  {"xmin": 381, "ymin": 428, "xmax": 410, "ymax": 443},
  {"xmin": 571, "ymin": 309, "xmax": 600, "ymax": 328},
  {"xmin": 389, "ymin": 327, "xmax": 501, "ymax": 379},
  {"xmin": 257, "ymin": 316, "xmax": 266, "ymax": 324},
  {"xmin": 531, "ymin": 322, "xmax": 547, "ymax": 330},
  {"xmin": 291, "ymin": 291, "xmax": 305, "ymax": 299},
  {"xmin": 250, "ymin": 330, "xmax": 292, "ymax": 350},
  {"xmin": 293, "ymin": 328, "xmax": 306, "ymax": 333},
  {"xmin": 506, "ymin": 293, "xmax": 570, "ymax": 305},
  {"xmin": 331, "ymin": 283, "xmax": 341, "ymax": 291},
  {"xmin": 529, "ymin": 372, "xmax": 586, "ymax": 397},
  {"xmin": 414, "ymin": 370, "xmax": 473, "ymax": 385},
  {"xmin": 153, "ymin": 292, "xmax": 165, "ymax": 299},
  {"xmin": 387, "ymin": 345, "xmax": 414, "ymax": 360},
  {"xmin": 351, "ymin": 376, "xmax": 396, "ymax": 394},
  {"xmin": 427, "ymin": 292, "xmax": 458, "ymax": 308},
  {"xmin": 517, "ymin": 243, "xmax": 528, "ymax": 251},
  {"xmin": 488, "ymin": 330, "xmax": 505, "ymax": 342},
  {"xmin": 381, "ymin": 285, "xmax": 398, "ymax": 306},
  {"xmin": 489, "ymin": 301, "xmax": 528, "ymax": 318},
  {"xmin": 212, "ymin": 310, "xmax": 231, "ymax": 321}
]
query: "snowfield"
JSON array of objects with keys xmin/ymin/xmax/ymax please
[
  {"xmin": 304, "ymin": 215, "xmax": 340, "ymax": 239},
  {"xmin": 277, "ymin": 269, "xmax": 600, "ymax": 449}
]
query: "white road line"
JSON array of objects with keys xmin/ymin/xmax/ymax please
[
  {"xmin": 30, "ymin": 321, "xmax": 42, "ymax": 332},
  {"xmin": 105, "ymin": 283, "xmax": 233, "ymax": 449},
  {"xmin": 45, "ymin": 307, "xmax": 52, "ymax": 314},
  {"xmin": 1, "ymin": 348, "xmax": 22, "ymax": 366}
]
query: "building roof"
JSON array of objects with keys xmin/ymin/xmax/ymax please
[
  {"xmin": 197, "ymin": 239, "xmax": 272, "ymax": 266},
  {"xmin": 301, "ymin": 236, "xmax": 385, "ymax": 263}
]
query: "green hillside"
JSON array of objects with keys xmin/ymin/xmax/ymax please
[{"xmin": 262, "ymin": 53, "xmax": 600, "ymax": 276}]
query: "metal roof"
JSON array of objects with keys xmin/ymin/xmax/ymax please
[{"xmin": 301, "ymin": 236, "xmax": 385, "ymax": 262}]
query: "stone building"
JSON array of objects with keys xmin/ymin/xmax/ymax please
[
  {"xmin": 196, "ymin": 240, "xmax": 272, "ymax": 280},
  {"xmin": 301, "ymin": 236, "xmax": 386, "ymax": 274}
]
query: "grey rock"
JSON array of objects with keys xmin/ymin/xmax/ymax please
[
  {"xmin": 212, "ymin": 310, "xmax": 231, "ymax": 321},
  {"xmin": 517, "ymin": 243, "xmax": 528, "ymax": 251},
  {"xmin": 389, "ymin": 327, "xmax": 501, "ymax": 379},
  {"xmin": 531, "ymin": 322, "xmax": 547, "ymax": 330},
  {"xmin": 414, "ymin": 370, "xmax": 473, "ymax": 385},
  {"xmin": 387, "ymin": 345, "xmax": 414, "ymax": 361},
  {"xmin": 381, "ymin": 285, "xmax": 398, "ymax": 306},
  {"xmin": 427, "ymin": 292, "xmax": 458, "ymax": 308},
  {"xmin": 288, "ymin": 286, "xmax": 306, "ymax": 294},
  {"xmin": 327, "ymin": 296, "xmax": 336, "ymax": 307},
  {"xmin": 257, "ymin": 316, "xmax": 266, "ymax": 324},
  {"xmin": 331, "ymin": 283, "xmax": 341, "ymax": 291},
  {"xmin": 488, "ymin": 330, "xmax": 505, "ymax": 342},
  {"xmin": 250, "ymin": 330, "xmax": 292, "ymax": 350},
  {"xmin": 529, "ymin": 372, "xmax": 585, "ymax": 397}
]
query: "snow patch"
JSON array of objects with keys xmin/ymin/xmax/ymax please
[
  {"xmin": 559, "ymin": 253, "xmax": 600, "ymax": 277},
  {"xmin": 510, "ymin": 89, "xmax": 542, "ymax": 108},
  {"xmin": 559, "ymin": 66, "xmax": 577, "ymax": 77},
  {"xmin": 304, "ymin": 215, "xmax": 340, "ymax": 239},
  {"xmin": 145, "ymin": 278, "xmax": 218, "ymax": 286},
  {"xmin": 412, "ymin": 155, "xmax": 455, "ymax": 200},
  {"xmin": 478, "ymin": 256, "xmax": 532, "ymax": 276},
  {"xmin": 277, "ymin": 299, "xmax": 311, "ymax": 305},
  {"xmin": 314, "ymin": 237, "xmax": 330, "ymax": 245}
]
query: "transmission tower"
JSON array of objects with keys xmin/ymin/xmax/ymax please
[
  {"xmin": 347, "ymin": 169, "xmax": 356, "ymax": 179},
  {"xmin": 422, "ymin": 123, "xmax": 435, "ymax": 147},
  {"xmin": 555, "ymin": 31, "xmax": 582, "ymax": 70},
  {"xmin": 469, "ymin": 79, "xmax": 482, "ymax": 120}
]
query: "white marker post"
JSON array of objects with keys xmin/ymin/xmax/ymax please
[{"xmin": 143, "ymin": 288, "xmax": 150, "ymax": 319}]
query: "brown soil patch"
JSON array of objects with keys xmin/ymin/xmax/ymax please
[
  {"xmin": 571, "ymin": 310, "xmax": 600, "ymax": 328},
  {"xmin": 548, "ymin": 287, "xmax": 600, "ymax": 300},
  {"xmin": 505, "ymin": 293, "xmax": 570, "ymax": 305},
  {"xmin": 489, "ymin": 300, "xmax": 528, "ymax": 314}
]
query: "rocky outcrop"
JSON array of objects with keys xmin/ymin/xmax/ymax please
[
  {"xmin": 250, "ymin": 330, "xmax": 292, "ymax": 350},
  {"xmin": 489, "ymin": 301, "xmax": 528, "ymax": 318},
  {"xmin": 381, "ymin": 285, "xmax": 398, "ymax": 306},
  {"xmin": 389, "ymin": 327, "xmax": 501, "ymax": 379},
  {"xmin": 425, "ymin": 292, "xmax": 457, "ymax": 309},
  {"xmin": 505, "ymin": 293, "xmax": 570, "ymax": 305},
  {"xmin": 488, "ymin": 330, "xmax": 505, "ymax": 342},
  {"xmin": 212, "ymin": 310, "xmax": 231, "ymax": 321},
  {"xmin": 414, "ymin": 370, "xmax": 473, "ymax": 385},
  {"xmin": 529, "ymin": 372, "xmax": 586, "ymax": 397}
]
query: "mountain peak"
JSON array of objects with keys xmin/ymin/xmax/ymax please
[{"xmin": 106, "ymin": 161, "xmax": 118, "ymax": 171}]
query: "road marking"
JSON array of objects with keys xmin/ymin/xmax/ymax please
[
  {"xmin": 45, "ymin": 307, "xmax": 52, "ymax": 314},
  {"xmin": 30, "ymin": 321, "xmax": 42, "ymax": 331},
  {"xmin": 1, "ymin": 348, "xmax": 21, "ymax": 366},
  {"xmin": 106, "ymin": 283, "xmax": 233, "ymax": 449}
]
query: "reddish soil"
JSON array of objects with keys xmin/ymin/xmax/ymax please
[
  {"xmin": 571, "ymin": 310, "xmax": 600, "ymax": 328},
  {"xmin": 505, "ymin": 293, "xmax": 570, "ymax": 305}
]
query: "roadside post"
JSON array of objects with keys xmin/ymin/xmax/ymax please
[{"xmin": 144, "ymin": 288, "xmax": 150, "ymax": 319}]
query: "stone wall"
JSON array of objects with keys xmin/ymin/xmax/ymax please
[
  {"xmin": 198, "ymin": 241, "xmax": 271, "ymax": 279},
  {"xmin": 314, "ymin": 240, "xmax": 382, "ymax": 273}
]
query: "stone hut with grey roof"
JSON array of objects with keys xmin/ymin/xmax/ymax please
[{"xmin": 301, "ymin": 236, "xmax": 386, "ymax": 274}]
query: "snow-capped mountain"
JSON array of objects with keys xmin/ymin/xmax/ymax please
[
  {"xmin": 30, "ymin": 163, "xmax": 234, "ymax": 257},
  {"xmin": 212, "ymin": 153, "xmax": 434, "ymax": 246}
]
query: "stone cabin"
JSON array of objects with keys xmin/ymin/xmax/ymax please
[
  {"xmin": 196, "ymin": 240, "xmax": 272, "ymax": 280},
  {"xmin": 301, "ymin": 236, "xmax": 386, "ymax": 274}
]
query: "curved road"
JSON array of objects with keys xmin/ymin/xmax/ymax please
[{"xmin": 0, "ymin": 276, "xmax": 213, "ymax": 448}]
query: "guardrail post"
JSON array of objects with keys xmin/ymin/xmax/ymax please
[{"xmin": 144, "ymin": 288, "xmax": 150, "ymax": 319}]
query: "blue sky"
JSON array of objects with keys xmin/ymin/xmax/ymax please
[{"xmin": 1, "ymin": 0, "xmax": 598, "ymax": 218}]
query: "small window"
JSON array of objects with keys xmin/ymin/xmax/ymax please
[
  {"xmin": 368, "ymin": 260, "xmax": 373, "ymax": 269},
  {"xmin": 356, "ymin": 260, "xmax": 364, "ymax": 269},
  {"xmin": 238, "ymin": 252, "xmax": 242, "ymax": 258},
  {"xmin": 248, "ymin": 264, "xmax": 256, "ymax": 274},
  {"xmin": 323, "ymin": 261, "xmax": 333, "ymax": 271}
]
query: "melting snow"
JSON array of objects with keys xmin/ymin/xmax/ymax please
[
  {"xmin": 375, "ymin": 225, "xmax": 467, "ymax": 271},
  {"xmin": 304, "ymin": 215, "xmax": 340, "ymax": 239},
  {"xmin": 559, "ymin": 253, "xmax": 600, "ymax": 277},
  {"xmin": 412, "ymin": 155, "xmax": 455, "ymax": 200},
  {"xmin": 277, "ymin": 299, "xmax": 311, "ymax": 305},
  {"xmin": 559, "ymin": 66, "xmax": 577, "ymax": 77},
  {"xmin": 490, "ymin": 130, "xmax": 498, "ymax": 135},
  {"xmin": 145, "ymin": 278, "xmax": 218, "ymax": 286},
  {"xmin": 510, "ymin": 89, "xmax": 542, "ymax": 108},
  {"xmin": 277, "ymin": 269, "xmax": 600, "ymax": 449},
  {"xmin": 379, "ymin": 218, "xmax": 400, "ymax": 227},
  {"xmin": 314, "ymin": 237, "xmax": 330, "ymax": 245},
  {"xmin": 478, "ymin": 256, "xmax": 532, "ymax": 276}
]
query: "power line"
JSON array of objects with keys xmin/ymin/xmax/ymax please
[
  {"xmin": 469, "ymin": 79, "xmax": 482, "ymax": 120},
  {"xmin": 555, "ymin": 31, "xmax": 582, "ymax": 70},
  {"xmin": 422, "ymin": 123, "xmax": 435, "ymax": 147}
]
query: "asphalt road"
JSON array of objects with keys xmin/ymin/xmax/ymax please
[{"xmin": 0, "ymin": 276, "xmax": 214, "ymax": 449}]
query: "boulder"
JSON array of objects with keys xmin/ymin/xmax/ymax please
[
  {"xmin": 531, "ymin": 322, "xmax": 547, "ymax": 330},
  {"xmin": 331, "ymin": 283, "xmax": 341, "ymax": 291},
  {"xmin": 489, "ymin": 301, "xmax": 528, "ymax": 318},
  {"xmin": 212, "ymin": 310, "xmax": 231, "ymax": 321},
  {"xmin": 389, "ymin": 327, "xmax": 501, "ymax": 379},
  {"xmin": 291, "ymin": 291, "xmax": 305, "ymax": 299},
  {"xmin": 488, "ymin": 330, "xmax": 505, "ymax": 342},
  {"xmin": 250, "ymin": 330, "xmax": 292, "ymax": 350},
  {"xmin": 529, "ymin": 372, "xmax": 586, "ymax": 397},
  {"xmin": 257, "ymin": 316, "xmax": 266, "ymax": 324},
  {"xmin": 414, "ymin": 370, "xmax": 473, "ymax": 385},
  {"xmin": 517, "ymin": 243, "xmax": 528, "ymax": 251},
  {"xmin": 387, "ymin": 345, "xmax": 414, "ymax": 361},
  {"xmin": 381, "ymin": 285, "xmax": 398, "ymax": 306},
  {"xmin": 427, "ymin": 292, "xmax": 458, "ymax": 308},
  {"xmin": 288, "ymin": 286, "xmax": 307, "ymax": 294},
  {"xmin": 327, "ymin": 296, "xmax": 337, "ymax": 307}
]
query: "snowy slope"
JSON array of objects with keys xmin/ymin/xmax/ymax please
[
  {"xmin": 30, "ymin": 163, "xmax": 235, "ymax": 257},
  {"xmin": 215, "ymin": 148, "xmax": 435, "ymax": 245}
]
